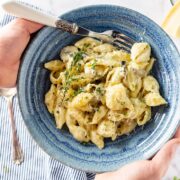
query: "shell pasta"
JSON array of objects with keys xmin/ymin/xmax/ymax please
[{"xmin": 44, "ymin": 37, "xmax": 167, "ymax": 149}]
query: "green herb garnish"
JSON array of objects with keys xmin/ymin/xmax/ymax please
[
  {"xmin": 64, "ymin": 98, "xmax": 69, "ymax": 102},
  {"xmin": 73, "ymin": 88, "xmax": 84, "ymax": 97},
  {"xmin": 63, "ymin": 76, "xmax": 78, "ymax": 91},
  {"xmin": 91, "ymin": 59, "xmax": 97, "ymax": 70},
  {"xmin": 82, "ymin": 43, "xmax": 90, "ymax": 51},
  {"xmin": 71, "ymin": 51, "xmax": 84, "ymax": 66},
  {"xmin": 96, "ymin": 87, "xmax": 105, "ymax": 96},
  {"xmin": 65, "ymin": 70, "xmax": 69, "ymax": 78},
  {"xmin": 62, "ymin": 51, "xmax": 84, "ymax": 101},
  {"xmin": 173, "ymin": 177, "xmax": 180, "ymax": 180},
  {"xmin": 76, "ymin": 63, "xmax": 81, "ymax": 72}
]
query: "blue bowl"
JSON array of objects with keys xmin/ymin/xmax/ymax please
[{"xmin": 18, "ymin": 5, "xmax": 180, "ymax": 172}]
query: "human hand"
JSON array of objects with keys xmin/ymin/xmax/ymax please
[
  {"xmin": 95, "ymin": 127, "xmax": 180, "ymax": 180},
  {"xmin": 0, "ymin": 18, "xmax": 43, "ymax": 88}
]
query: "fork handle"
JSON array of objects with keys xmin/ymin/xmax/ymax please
[
  {"xmin": 7, "ymin": 96, "xmax": 24, "ymax": 165},
  {"xmin": 2, "ymin": 0, "xmax": 78, "ymax": 34}
]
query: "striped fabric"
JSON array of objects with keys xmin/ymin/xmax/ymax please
[{"xmin": 0, "ymin": 12, "xmax": 95, "ymax": 180}]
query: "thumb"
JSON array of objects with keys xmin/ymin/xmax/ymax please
[
  {"xmin": 1, "ymin": 18, "xmax": 43, "ymax": 36},
  {"xmin": 9, "ymin": 18, "xmax": 43, "ymax": 34},
  {"xmin": 152, "ymin": 138, "xmax": 180, "ymax": 177},
  {"xmin": 0, "ymin": 18, "xmax": 43, "ymax": 87},
  {"xmin": 0, "ymin": 18, "xmax": 43, "ymax": 65}
]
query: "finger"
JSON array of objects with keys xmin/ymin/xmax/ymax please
[
  {"xmin": 95, "ymin": 160, "xmax": 160, "ymax": 180},
  {"xmin": 0, "ymin": 18, "xmax": 43, "ymax": 44},
  {"xmin": 11, "ymin": 18, "xmax": 44, "ymax": 34},
  {"xmin": 148, "ymin": 130, "xmax": 180, "ymax": 160},
  {"xmin": 174, "ymin": 127, "xmax": 180, "ymax": 138},
  {"xmin": 152, "ymin": 138, "xmax": 180, "ymax": 178}
]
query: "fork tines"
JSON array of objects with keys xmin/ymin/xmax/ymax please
[
  {"xmin": 112, "ymin": 41, "xmax": 131, "ymax": 52},
  {"xmin": 112, "ymin": 31, "xmax": 135, "ymax": 52}
]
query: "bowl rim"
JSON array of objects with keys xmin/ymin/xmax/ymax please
[{"xmin": 17, "ymin": 4, "xmax": 180, "ymax": 173}]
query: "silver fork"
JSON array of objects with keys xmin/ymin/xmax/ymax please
[
  {"xmin": 74, "ymin": 29, "xmax": 135, "ymax": 52},
  {"xmin": 0, "ymin": 87, "xmax": 24, "ymax": 165},
  {"xmin": 2, "ymin": 1, "xmax": 135, "ymax": 52}
]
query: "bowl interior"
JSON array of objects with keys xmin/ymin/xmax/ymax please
[{"xmin": 18, "ymin": 5, "xmax": 180, "ymax": 172}]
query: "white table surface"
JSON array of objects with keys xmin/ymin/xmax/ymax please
[{"xmin": 0, "ymin": 0, "xmax": 179, "ymax": 179}]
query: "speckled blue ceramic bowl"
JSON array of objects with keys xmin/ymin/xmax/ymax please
[{"xmin": 18, "ymin": 5, "xmax": 180, "ymax": 172}]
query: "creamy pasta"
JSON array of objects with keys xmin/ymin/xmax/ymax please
[{"xmin": 44, "ymin": 37, "xmax": 167, "ymax": 149}]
